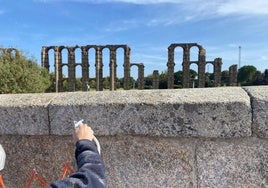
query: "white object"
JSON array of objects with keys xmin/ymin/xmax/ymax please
[
  {"xmin": 0, "ymin": 144, "xmax": 6, "ymax": 171},
  {"xmin": 74, "ymin": 119, "xmax": 101, "ymax": 155}
]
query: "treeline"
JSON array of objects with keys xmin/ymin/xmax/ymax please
[
  {"xmin": 51, "ymin": 66, "xmax": 268, "ymax": 91},
  {"xmin": 0, "ymin": 51, "xmax": 51, "ymax": 94},
  {"xmin": 0, "ymin": 51, "xmax": 267, "ymax": 94},
  {"xmin": 142, "ymin": 66, "xmax": 268, "ymax": 89}
]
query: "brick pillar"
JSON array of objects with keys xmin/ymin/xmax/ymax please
[
  {"xmin": 123, "ymin": 46, "xmax": 131, "ymax": 90},
  {"xmin": 110, "ymin": 47, "xmax": 117, "ymax": 91},
  {"xmin": 153, "ymin": 70, "xmax": 159, "ymax": 89},
  {"xmin": 229, "ymin": 64, "xmax": 238, "ymax": 86},
  {"xmin": 182, "ymin": 46, "xmax": 190, "ymax": 88},
  {"xmin": 167, "ymin": 45, "xmax": 175, "ymax": 89},
  {"xmin": 57, "ymin": 47, "xmax": 63, "ymax": 92},
  {"xmin": 41, "ymin": 47, "xmax": 49, "ymax": 71},
  {"xmin": 137, "ymin": 63, "xmax": 144, "ymax": 90},
  {"xmin": 213, "ymin": 58, "xmax": 222, "ymax": 87},
  {"xmin": 95, "ymin": 47, "xmax": 103, "ymax": 91},
  {"xmin": 81, "ymin": 46, "xmax": 89, "ymax": 91},
  {"xmin": 198, "ymin": 48, "xmax": 206, "ymax": 88},
  {"xmin": 68, "ymin": 47, "xmax": 76, "ymax": 91},
  {"xmin": 54, "ymin": 46, "xmax": 62, "ymax": 93}
]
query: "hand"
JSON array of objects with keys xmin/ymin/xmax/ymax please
[{"xmin": 74, "ymin": 123, "xmax": 94, "ymax": 142}]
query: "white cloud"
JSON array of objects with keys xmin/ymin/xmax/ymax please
[
  {"xmin": 103, "ymin": 0, "xmax": 181, "ymax": 4},
  {"xmin": 35, "ymin": 0, "xmax": 268, "ymax": 14},
  {"xmin": 104, "ymin": 19, "xmax": 140, "ymax": 32},
  {"xmin": 182, "ymin": 0, "xmax": 268, "ymax": 19},
  {"xmin": 116, "ymin": 0, "xmax": 268, "ymax": 28},
  {"xmin": 217, "ymin": 0, "xmax": 268, "ymax": 15},
  {"xmin": 261, "ymin": 55, "xmax": 268, "ymax": 61},
  {"xmin": 36, "ymin": 0, "xmax": 182, "ymax": 3}
]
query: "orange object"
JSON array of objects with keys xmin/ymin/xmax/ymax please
[
  {"xmin": 0, "ymin": 175, "xmax": 6, "ymax": 188},
  {"xmin": 24, "ymin": 169, "xmax": 48, "ymax": 188},
  {"xmin": 61, "ymin": 163, "xmax": 75, "ymax": 179},
  {"xmin": 0, "ymin": 162, "xmax": 74, "ymax": 187}
]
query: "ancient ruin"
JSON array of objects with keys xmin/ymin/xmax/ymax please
[
  {"xmin": 153, "ymin": 70, "xmax": 159, "ymax": 89},
  {"xmin": 0, "ymin": 48, "xmax": 21, "ymax": 57},
  {"xmin": 167, "ymin": 43, "xmax": 223, "ymax": 88},
  {"xmin": 41, "ymin": 45, "xmax": 133, "ymax": 92},
  {"xmin": 41, "ymin": 43, "xmax": 238, "ymax": 91},
  {"xmin": 130, "ymin": 63, "xmax": 144, "ymax": 89},
  {"xmin": 229, "ymin": 64, "xmax": 238, "ymax": 86}
]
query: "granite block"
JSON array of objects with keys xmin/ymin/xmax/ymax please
[
  {"xmin": 197, "ymin": 138, "xmax": 268, "ymax": 188},
  {"xmin": 0, "ymin": 93, "xmax": 56, "ymax": 135},
  {"xmin": 49, "ymin": 88, "xmax": 252, "ymax": 138},
  {"xmin": 243, "ymin": 86, "xmax": 268, "ymax": 138},
  {"xmin": 0, "ymin": 135, "xmax": 75, "ymax": 188},
  {"xmin": 101, "ymin": 136, "xmax": 196, "ymax": 188}
]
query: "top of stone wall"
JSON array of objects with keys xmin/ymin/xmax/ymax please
[
  {"xmin": 243, "ymin": 86, "xmax": 268, "ymax": 138},
  {"xmin": 0, "ymin": 86, "xmax": 267, "ymax": 138}
]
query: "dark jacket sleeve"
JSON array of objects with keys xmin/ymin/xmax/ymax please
[{"xmin": 48, "ymin": 139, "xmax": 106, "ymax": 188}]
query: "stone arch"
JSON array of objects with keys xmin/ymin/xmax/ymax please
[
  {"xmin": 41, "ymin": 46, "xmax": 54, "ymax": 71},
  {"xmin": 205, "ymin": 58, "xmax": 222, "ymax": 87},
  {"xmin": 82, "ymin": 45, "xmax": 99, "ymax": 90},
  {"xmin": 167, "ymin": 43, "xmax": 206, "ymax": 88},
  {"xmin": 130, "ymin": 63, "xmax": 145, "ymax": 90},
  {"xmin": 65, "ymin": 46, "xmax": 79, "ymax": 91},
  {"xmin": 189, "ymin": 45, "xmax": 200, "ymax": 62},
  {"xmin": 92, "ymin": 45, "xmax": 131, "ymax": 91},
  {"xmin": 189, "ymin": 61, "xmax": 199, "ymax": 88},
  {"xmin": 0, "ymin": 48, "xmax": 21, "ymax": 59},
  {"xmin": 121, "ymin": 45, "xmax": 131, "ymax": 90},
  {"xmin": 42, "ymin": 44, "xmax": 131, "ymax": 92},
  {"xmin": 6, "ymin": 48, "xmax": 21, "ymax": 57},
  {"xmin": 108, "ymin": 45, "xmax": 131, "ymax": 91},
  {"xmin": 56, "ymin": 46, "xmax": 67, "ymax": 92}
]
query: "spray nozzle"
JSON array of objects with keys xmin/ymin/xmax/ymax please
[{"xmin": 74, "ymin": 119, "xmax": 84, "ymax": 128}]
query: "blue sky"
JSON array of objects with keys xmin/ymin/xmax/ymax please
[{"xmin": 0, "ymin": 0, "xmax": 268, "ymax": 78}]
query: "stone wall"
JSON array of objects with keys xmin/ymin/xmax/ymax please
[{"xmin": 0, "ymin": 86, "xmax": 267, "ymax": 187}]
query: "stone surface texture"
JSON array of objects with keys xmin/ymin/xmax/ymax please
[
  {"xmin": 197, "ymin": 137, "xmax": 268, "ymax": 188},
  {"xmin": 0, "ymin": 86, "xmax": 267, "ymax": 188},
  {"xmin": 49, "ymin": 87, "xmax": 251, "ymax": 138},
  {"xmin": 102, "ymin": 136, "xmax": 196, "ymax": 188},
  {"xmin": 244, "ymin": 86, "xmax": 268, "ymax": 138},
  {"xmin": 0, "ymin": 135, "xmax": 75, "ymax": 187},
  {"xmin": 0, "ymin": 93, "xmax": 56, "ymax": 135}
]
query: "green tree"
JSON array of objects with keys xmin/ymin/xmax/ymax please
[
  {"xmin": 117, "ymin": 78, "xmax": 124, "ymax": 89},
  {"xmin": 221, "ymin": 70, "xmax": 229, "ymax": 86},
  {"xmin": 189, "ymin": 69, "xmax": 198, "ymax": 88},
  {"xmin": 122, "ymin": 76, "xmax": 136, "ymax": 89},
  {"xmin": 238, "ymin": 65, "xmax": 257, "ymax": 85},
  {"xmin": 205, "ymin": 72, "xmax": 214, "ymax": 87},
  {"xmin": 264, "ymin": 69, "xmax": 268, "ymax": 84},
  {"xmin": 159, "ymin": 70, "xmax": 168, "ymax": 89},
  {"xmin": 89, "ymin": 79, "xmax": 96, "ymax": 89},
  {"xmin": 174, "ymin": 70, "xmax": 182, "ymax": 88},
  {"xmin": 0, "ymin": 51, "xmax": 51, "ymax": 94},
  {"xmin": 45, "ymin": 72, "xmax": 56, "ymax": 92},
  {"xmin": 144, "ymin": 74, "xmax": 153, "ymax": 89},
  {"xmin": 129, "ymin": 77, "xmax": 136, "ymax": 89},
  {"xmin": 103, "ymin": 77, "xmax": 110, "ymax": 89}
]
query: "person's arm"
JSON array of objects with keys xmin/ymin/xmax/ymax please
[{"xmin": 48, "ymin": 124, "xmax": 106, "ymax": 188}]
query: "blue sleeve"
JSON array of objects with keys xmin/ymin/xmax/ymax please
[{"xmin": 48, "ymin": 140, "xmax": 106, "ymax": 188}]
